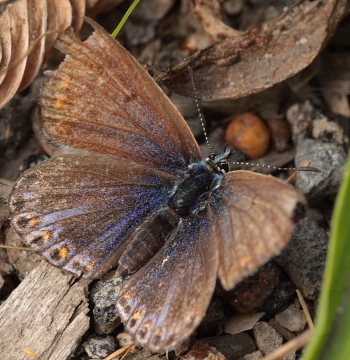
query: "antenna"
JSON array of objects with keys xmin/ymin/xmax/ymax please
[
  {"xmin": 188, "ymin": 66, "xmax": 214, "ymax": 156},
  {"xmin": 229, "ymin": 160, "xmax": 321, "ymax": 173},
  {"xmin": 187, "ymin": 67, "xmax": 320, "ymax": 174}
]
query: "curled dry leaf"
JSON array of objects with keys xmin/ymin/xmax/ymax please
[
  {"xmin": 191, "ymin": 0, "xmax": 241, "ymax": 40},
  {"xmin": 0, "ymin": 0, "xmax": 124, "ymax": 109},
  {"xmin": 160, "ymin": 0, "xmax": 350, "ymax": 103}
]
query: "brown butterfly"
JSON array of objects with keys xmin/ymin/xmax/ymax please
[{"xmin": 9, "ymin": 19, "xmax": 305, "ymax": 352}]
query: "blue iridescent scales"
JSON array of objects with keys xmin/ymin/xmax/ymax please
[{"xmin": 9, "ymin": 19, "xmax": 305, "ymax": 352}]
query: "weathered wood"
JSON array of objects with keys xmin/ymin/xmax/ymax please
[{"xmin": 0, "ymin": 260, "xmax": 90, "ymax": 359}]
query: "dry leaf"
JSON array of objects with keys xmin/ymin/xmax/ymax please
[
  {"xmin": 191, "ymin": 0, "xmax": 241, "ymax": 40},
  {"xmin": 160, "ymin": 0, "xmax": 350, "ymax": 103},
  {"xmin": 0, "ymin": 0, "xmax": 124, "ymax": 109}
]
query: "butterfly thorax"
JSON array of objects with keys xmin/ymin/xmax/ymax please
[{"xmin": 168, "ymin": 159, "xmax": 226, "ymax": 217}]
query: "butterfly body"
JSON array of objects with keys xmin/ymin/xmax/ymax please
[
  {"xmin": 119, "ymin": 155, "xmax": 227, "ymax": 275},
  {"xmin": 9, "ymin": 19, "xmax": 305, "ymax": 353},
  {"xmin": 117, "ymin": 207, "xmax": 179, "ymax": 276},
  {"xmin": 168, "ymin": 158, "xmax": 225, "ymax": 217}
]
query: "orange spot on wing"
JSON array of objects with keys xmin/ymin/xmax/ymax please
[
  {"xmin": 28, "ymin": 217, "xmax": 40, "ymax": 228},
  {"xmin": 86, "ymin": 261, "xmax": 95, "ymax": 271},
  {"xmin": 133, "ymin": 311, "xmax": 142, "ymax": 320},
  {"xmin": 54, "ymin": 98, "xmax": 67, "ymax": 109},
  {"xmin": 42, "ymin": 231, "xmax": 52, "ymax": 241},
  {"xmin": 144, "ymin": 321, "xmax": 152, "ymax": 329},
  {"xmin": 59, "ymin": 246, "xmax": 69, "ymax": 259},
  {"xmin": 124, "ymin": 294, "xmax": 131, "ymax": 300}
]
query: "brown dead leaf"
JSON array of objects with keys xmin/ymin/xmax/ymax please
[
  {"xmin": 191, "ymin": 0, "xmax": 241, "ymax": 40},
  {"xmin": 0, "ymin": 0, "xmax": 29, "ymax": 109},
  {"xmin": 160, "ymin": 0, "xmax": 350, "ymax": 103},
  {"xmin": 0, "ymin": 0, "xmax": 124, "ymax": 109}
]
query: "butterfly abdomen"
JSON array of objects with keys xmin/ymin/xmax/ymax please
[
  {"xmin": 168, "ymin": 161, "xmax": 224, "ymax": 217},
  {"xmin": 117, "ymin": 208, "xmax": 179, "ymax": 276}
]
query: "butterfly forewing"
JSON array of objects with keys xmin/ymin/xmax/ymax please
[
  {"xmin": 9, "ymin": 153, "xmax": 176, "ymax": 278},
  {"xmin": 116, "ymin": 214, "xmax": 218, "ymax": 352},
  {"xmin": 40, "ymin": 19, "xmax": 201, "ymax": 174},
  {"xmin": 209, "ymin": 171, "xmax": 305, "ymax": 291}
]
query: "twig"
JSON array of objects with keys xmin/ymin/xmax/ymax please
[
  {"xmin": 103, "ymin": 344, "xmax": 136, "ymax": 360},
  {"xmin": 296, "ymin": 289, "xmax": 314, "ymax": 330}
]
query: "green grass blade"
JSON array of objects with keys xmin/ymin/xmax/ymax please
[
  {"xmin": 302, "ymin": 154, "xmax": 350, "ymax": 360},
  {"xmin": 111, "ymin": 0, "xmax": 141, "ymax": 38}
]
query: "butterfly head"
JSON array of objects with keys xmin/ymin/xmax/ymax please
[{"xmin": 205, "ymin": 147, "xmax": 232, "ymax": 175}]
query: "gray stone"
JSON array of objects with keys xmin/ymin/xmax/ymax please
[
  {"xmin": 283, "ymin": 352, "xmax": 296, "ymax": 360},
  {"xmin": 198, "ymin": 333, "xmax": 256, "ymax": 360},
  {"xmin": 224, "ymin": 312, "xmax": 265, "ymax": 335},
  {"xmin": 275, "ymin": 305, "xmax": 306, "ymax": 332},
  {"xmin": 276, "ymin": 217, "xmax": 328, "ymax": 300},
  {"xmin": 295, "ymin": 138, "xmax": 346, "ymax": 198},
  {"xmin": 241, "ymin": 350, "xmax": 263, "ymax": 359},
  {"xmin": 253, "ymin": 321, "xmax": 283, "ymax": 355},
  {"xmin": 90, "ymin": 272, "xmax": 130, "ymax": 334},
  {"xmin": 116, "ymin": 332, "xmax": 134, "ymax": 348},
  {"xmin": 82, "ymin": 335, "xmax": 117, "ymax": 359}
]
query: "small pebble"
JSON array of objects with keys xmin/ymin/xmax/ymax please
[
  {"xmin": 224, "ymin": 312, "xmax": 265, "ymax": 335},
  {"xmin": 182, "ymin": 344, "xmax": 226, "ymax": 360},
  {"xmin": 82, "ymin": 335, "xmax": 117, "ymax": 359},
  {"xmin": 261, "ymin": 276, "xmax": 296, "ymax": 317},
  {"xmin": 295, "ymin": 139, "xmax": 346, "ymax": 198},
  {"xmin": 226, "ymin": 262, "xmax": 280, "ymax": 313},
  {"xmin": 116, "ymin": 332, "xmax": 134, "ymax": 348},
  {"xmin": 240, "ymin": 350, "xmax": 263, "ymax": 359},
  {"xmin": 183, "ymin": 33, "xmax": 215, "ymax": 52},
  {"xmin": 275, "ymin": 305, "xmax": 306, "ymax": 332},
  {"xmin": 276, "ymin": 217, "xmax": 328, "ymax": 300},
  {"xmin": 91, "ymin": 272, "xmax": 129, "ymax": 334},
  {"xmin": 253, "ymin": 322, "xmax": 283, "ymax": 355},
  {"xmin": 197, "ymin": 333, "xmax": 256, "ymax": 359},
  {"xmin": 225, "ymin": 113, "xmax": 270, "ymax": 159},
  {"xmin": 283, "ymin": 352, "xmax": 296, "ymax": 360}
]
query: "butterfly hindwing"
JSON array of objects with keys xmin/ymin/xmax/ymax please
[
  {"xmin": 116, "ymin": 213, "xmax": 218, "ymax": 352},
  {"xmin": 209, "ymin": 170, "xmax": 305, "ymax": 290},
  {"xmin": 9, "ymin": 152, "xmax": 176, "ymax": 279}
]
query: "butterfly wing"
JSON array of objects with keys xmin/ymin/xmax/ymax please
[
  {"xmin": 9, "ymin": 153, "xmax": 176, "ymax": 279},
  {"xmin": 41, "ymin": 18, "xmax": 201, "ymax": 174},
  {"xmin": 209, "ymin": 171, "xmax": 305, "ymax": 291},
  {"xmin": 116, "ymin": 214, "xmax": 218, "ymax": 352}
]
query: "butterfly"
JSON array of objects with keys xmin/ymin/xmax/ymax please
[{"xmin": 9, "ymin": 19, "xmax": 305, "ymax": 352}]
